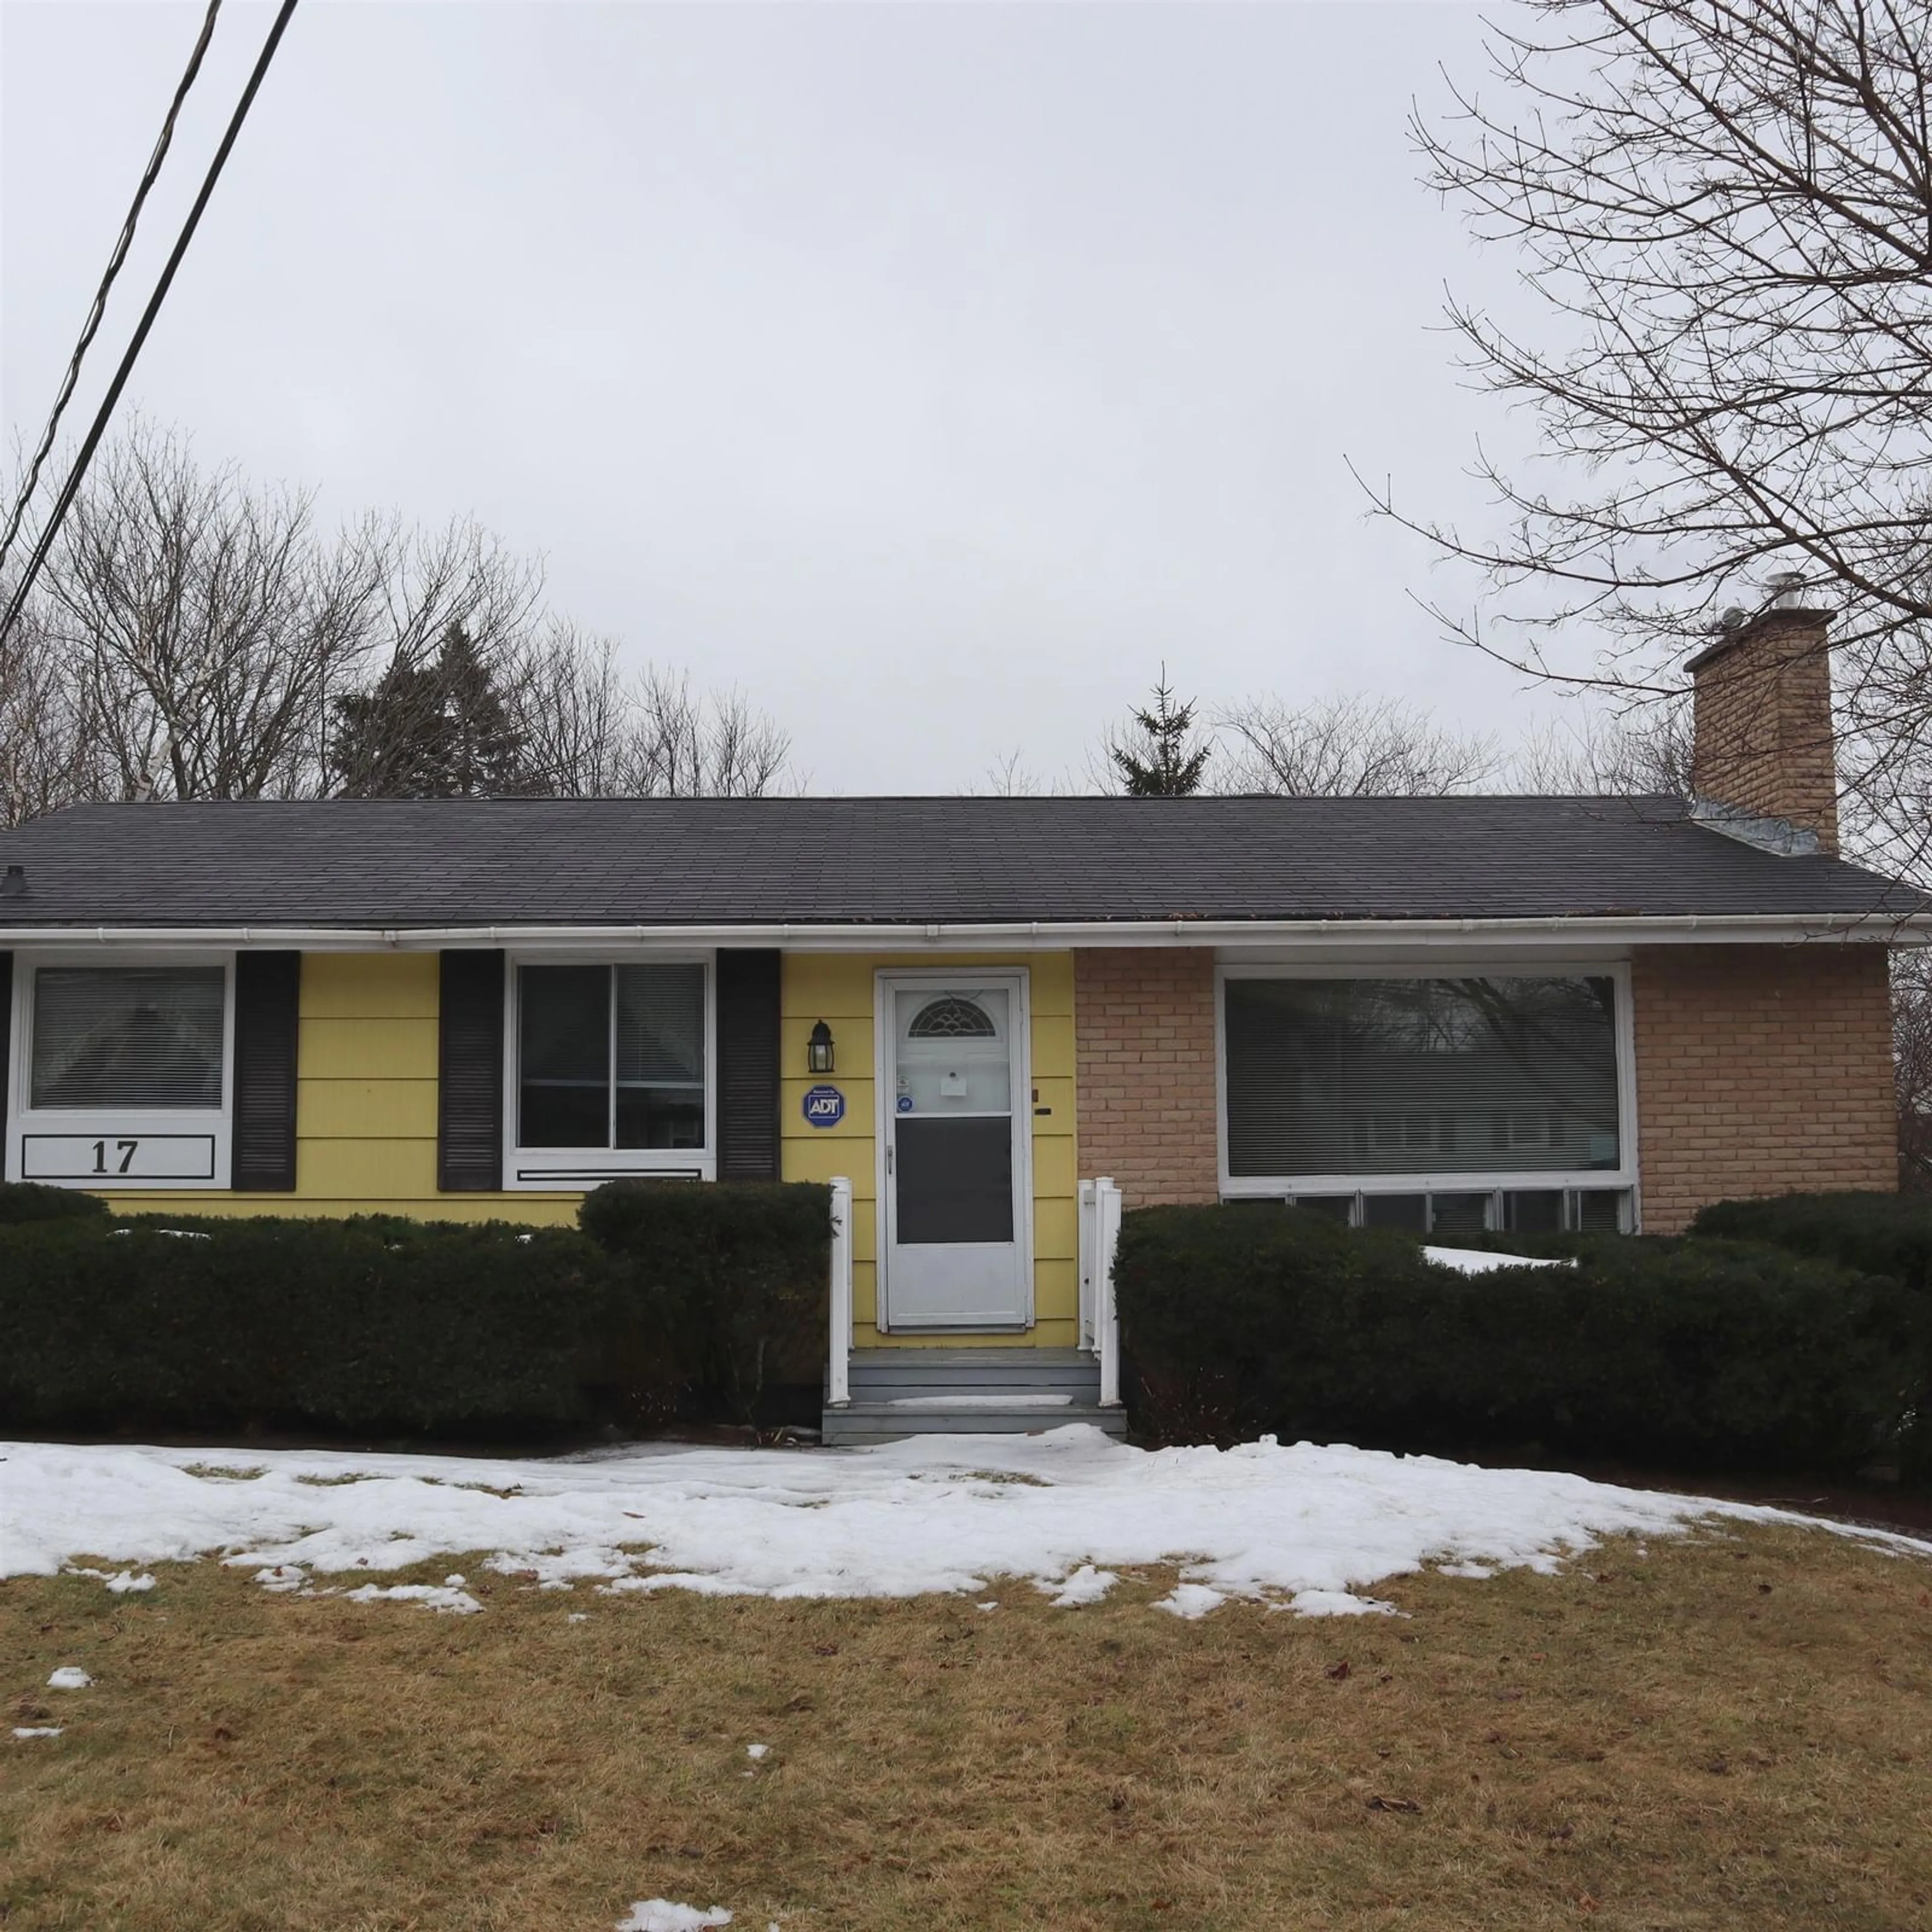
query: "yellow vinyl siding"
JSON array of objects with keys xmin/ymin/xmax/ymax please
[
  {"xmin": 103, "ymin": 952, "xmax": 579, "ymax": 1225},
  {"xmin": 106, "ymin": 950, "xmax": 1086, "ymax": 1278},
  {"xmin": 780, "ymin": 951, "xmax": 1079, "ymax": 1349}
]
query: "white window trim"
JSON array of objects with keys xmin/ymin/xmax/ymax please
[
  {"xmin": 500, "ymin": 950, "xmax": 717, "ymax": 1190},
  {"xmin": 1214, "ymin": 956, "xmax": 1641, "ymax": 1225},
  {"xmin": 6, "ymin": 948, "xmax": 235, "ymax": 1189}
]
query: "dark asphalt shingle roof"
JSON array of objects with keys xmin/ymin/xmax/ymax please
[{"xmin": 0, "ymin": 796, "xmax": 1920, "ymax": 930}]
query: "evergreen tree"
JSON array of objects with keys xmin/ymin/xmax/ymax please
[
  {"xmin": 437, "ymin": 623, "xmax": 529, "ymax": 796},
  {"xmin": 328, "ymin": 623, "xmax": 529, "ymax": 798},
  {"xmin": 1107, "ymin": 671, "xmax": 1212, "ymax": 796}
]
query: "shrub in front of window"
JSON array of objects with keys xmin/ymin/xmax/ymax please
[
  {"xmin": 1690, "ymin": 1191, "xmax": 1932, "ymax": 1294},
  {"xmin": 579, "ymin": 1179, "xmax": 832, "ymax": 1428},
  {"xmin": 0, "ymin": 1181, "xmax": 110, "ymax": 1225},
  {"xmin": 0, "ymin": 1217, "xmax": 613, "ymax": 1438},
  {"xmin": 1114, "ymin": 1204, "xmax": 1927, "ymax": 1477}
]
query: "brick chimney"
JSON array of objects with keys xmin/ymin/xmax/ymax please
[{"xmin": 1684, "ymin": 580, "xmax": 1838, "ymax": 855}]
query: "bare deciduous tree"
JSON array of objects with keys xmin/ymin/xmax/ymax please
[
  {"xmin": 507, "ymin": 624, "xmax": 637, "ymax": 797},
  {"xmin": 1370, "ymin": 0, "xmax": 1932, "ymax": 854},
  {"xmin": 28, "ymin": 422, "xmax": 376, "ymax": 801},
  {"xmin": 509, "ymin": 641, "xmax": 795, "ymax": 797},
  {"xmin": 624, "ymin": 667, "xmax": 793, "ymax": 798},
  {"xmin": 1510, "ymin": 700, "xmax": 1695, "ymax": 795},
  {"xmin": 1895, "ymin": 951, "xmax": 1932, "ymax": 1189},
  {"xmin": 0, "ymin": 597, "xmax": 110, "ymax": 826},
  {"xmin": 1219, "ymin": 694, "xmax": 1499, "ymax": 796},
  {"xmin": 3, "ymin": 424, "xmax": 795, "ymax": 813}
]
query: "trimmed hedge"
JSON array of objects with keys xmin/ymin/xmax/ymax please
[
  {"xmin": 1116, "ymin": 1203, "xmax": 1927, "ymax": 1476},
  {"xmin": 1691, "ymin": 1191, "xmax": 1932, "ymax": 1294},
  {"xmin": 0, "ymin": 1181, "xmax": 109, "ymax": 1225},
  {"xmin": 580, "ymin": 1179, "xmax": 831, "ymax": 1427},
  {"xmin": 0, "ymin": 1181, "xmax": 835, "ymax": 1442},
  {"xmin": 0, "ymin": 1214, "xmax": 612, "ymax": 1438}
]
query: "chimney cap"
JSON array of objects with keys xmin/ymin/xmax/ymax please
[{"xmin": 1685, "ymin": 593, "xmax": 1833, "ymax": 675}]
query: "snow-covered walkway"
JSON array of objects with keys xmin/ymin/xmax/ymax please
[{"xmin": 4, "ymin": 1427, "xmax": 1923, "ymax": 1618}]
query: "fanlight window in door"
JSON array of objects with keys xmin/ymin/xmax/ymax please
[{"xmin": 906, "ymin": 995, "xmax": 998, "ymax": 1039}]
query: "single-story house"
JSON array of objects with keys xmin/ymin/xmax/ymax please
[{"xmin": 2, "ymin": 600, "xmax": 1924, "ymax": 1438}]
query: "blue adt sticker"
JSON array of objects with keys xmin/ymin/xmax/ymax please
[
  {"xmin": 896, "ymin": 1094, "xmax": 914, "ymax": 1114},
  {"xmin": 802, "ymin": 1084, "xmax": 846, "ymax": 1128}
]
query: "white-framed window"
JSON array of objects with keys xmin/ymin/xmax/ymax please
[
  {"xmin": 502, "ymin": 955, "xmax": 715, "ymax": 1188},
  {"xmin": 6, "ymin": 952, "xmax": 235, "ymax": 1187},
  {"xmin": 1216, "ymin": 959, "xmax": 1639, "ymax": 1231}
]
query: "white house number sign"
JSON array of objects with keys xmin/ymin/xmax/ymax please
[{"xmin": 21, "ymin": 1134, "xmax": 218, "ymax": 1182}]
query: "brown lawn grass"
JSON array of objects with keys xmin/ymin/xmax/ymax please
[{"xmin": 3, "ymin": 1521, "xmax": 1930, "ymax": 1930}]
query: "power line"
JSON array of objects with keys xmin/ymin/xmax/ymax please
[
  {"xmin": 0, "ymin": 0, "xmax": 224, "ymax": 586},
  {"xmin": 0, "ymin": 0, "xmax": 300, "ymax": 651}
]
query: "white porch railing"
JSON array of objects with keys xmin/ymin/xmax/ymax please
[
  {"xmin": 827, "ymin": 1176, "xmax": 854, "ymax": 1408},
  {"xmin": 1078, "ymin": 1176, "xmax": 1124, "ymax": 1408}
]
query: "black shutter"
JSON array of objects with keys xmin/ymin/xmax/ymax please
[
  {"xmin": 231, "ymin": 950, "xmax": 300, "ymax": 1190},
  {"xmin": 715, "ymin": 948, "xmax": 781, "ymax": 1181},
  {"xmin": 439, "ymin": 949, "xmax": 505, "ymax": 1191}
]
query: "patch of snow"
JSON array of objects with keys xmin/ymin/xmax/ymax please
[
  {"xmin": 745, "ymin": 1742, "xmax": 769, "ymax": 1759},
  {"xmin": 107, "ymin": 1227, "xmax": 210, "ymax": 1240},
  {"xmin": 1424, "ymin": 1245, "xmax": 1575, "ymax": 1274},
  {"xmin": 976, "ymin": 1600, "xmax": 998, "ymax": 1612},
  {"xmin": 616, "ymin": 1903, "xmax": 732, "ymax": 1931},
  {"xmin": 47, "ymin": 1667, "xmax": 91, "ymax": 1689},
  {"xmin": 1041, "ymin": 1564, "xmax": 1116, "ymax": 1607},
  {"xmin": 1290, "ymin": 1588, "xmax": 1398, "ymax": 1617},
  {"xmin": 1154, "ymin": 1583, "xmax": 1227, "ymax": 1619},
  {"xmin": 69, "ymin": 1566, "xmax": 154, "ymax": 1592},
  {"xmin": 1438, "ymin": 1561, "xmax": 1496, "ymax": 1579},
  {"xmin": 12, "ymin": 1727, "xmax": 63, "ymax": 1740},
  {"xmin": 3, "ymin": 1429, "xmax": 1925, "ymax": 1621},
  {"xmin": 568, "ymin": 1612, "xmax": 590, "ymax": 1623},
  {"xmin": 342, "ymin": 1583, "xmax": 483, "ymax": 1615}
]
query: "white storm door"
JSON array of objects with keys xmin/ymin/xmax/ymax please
[{"xmin": 878, "ymin": 973, "xmax": 1031, "ymax": 1330}]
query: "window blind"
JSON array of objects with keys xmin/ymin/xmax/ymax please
[
  {"xmin": 31, "ymin": 965, "xmax": 224, "ymax": 1110},
  {"xmin": 615, "ymin": 964, "xmax": 704, "ymax": 1085},
  {"xmin": 1225, "ymin": 976, "xmax": 1620, "ymax": 1180},
  {"xmin": 614, "ymin": 963, "xmax": 705, "ymax": 1151}
]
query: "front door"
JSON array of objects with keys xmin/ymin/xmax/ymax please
[{"xmin": 877, "ymin": 972, "xmax": 1031, "ymax": 1330}]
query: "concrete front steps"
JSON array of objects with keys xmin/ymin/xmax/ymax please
[{"xmin": 822, "ymin": 1347, "xmax": 1129, "ymax": 1447}]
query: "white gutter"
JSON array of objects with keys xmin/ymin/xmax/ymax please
[{"xmin": 0, "ymin": 914, "xmax": 1927, "ymax": 950}]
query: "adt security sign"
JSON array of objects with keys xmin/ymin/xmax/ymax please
[{"xmin": 802, "ymin": 1084, "xmax": 846, "ymax": 1128}]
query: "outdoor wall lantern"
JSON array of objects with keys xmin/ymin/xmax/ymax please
[{"xmin": 808, "ymin": 1020, "xmax": 835, "ymax": 1075}]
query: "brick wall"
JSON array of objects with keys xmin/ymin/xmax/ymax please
[
  {"xmin": 1632, "ymin": 942, "xmax": 1895, "ymax": 1231},
  {"xmin": 1689, "ymin": 608, "xmax": 1839, "ymax": 853},
  {"xmin": 1074, "ymin": 948, "xmax": 1220, "ymax": 1208}
]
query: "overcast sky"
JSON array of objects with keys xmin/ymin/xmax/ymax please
[{"xmin": 2, "ymin": 1, "xmax": 1564, "ymax": 793}]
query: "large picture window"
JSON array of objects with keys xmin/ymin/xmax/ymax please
[
  {"xmin": 1223, "ymin": 973, "xmax": 1627, "ymax": 1205},
  {"xmin": 516, "ymin": 962, "xmax": 707, "ymax": 1152},
  {"xmin": 31, "ymin": 965, "xmax": 226, "ymax": 1110}
]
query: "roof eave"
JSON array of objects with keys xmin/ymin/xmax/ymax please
[{"xmin": 0, "ymin": 912, "xmax": 1925, "ymax": 949}]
